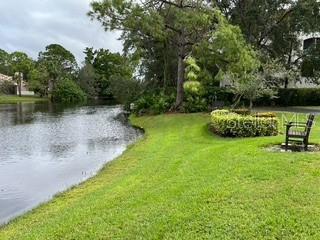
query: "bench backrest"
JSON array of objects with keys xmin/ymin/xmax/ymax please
[{"xmin": 305, "ymin": 114, "xmax": 315, "ymax": 137}]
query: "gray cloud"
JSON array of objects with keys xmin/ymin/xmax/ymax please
[{"xmin": 0, "ymin": 0, "xmax": 122, "ymax": 64}]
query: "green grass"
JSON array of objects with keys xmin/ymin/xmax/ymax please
[
  {"xmin": 0, "ymin": 95, "xmax": 48, "ymax": 104},
  {"xmin": 1, "ymin": 113, "xmax": 320, "ymax": 239}
]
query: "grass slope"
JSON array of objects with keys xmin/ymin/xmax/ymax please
[
  {"xmin": 1, "ymin": 113, "xmax": 320, "ymax": 239},
  {"xmin": 0, "ymin": 95, "xmax": 48, "ymax": 104}
]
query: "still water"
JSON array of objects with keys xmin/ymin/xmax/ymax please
[{"xmin": 0, "ymin": 103, "xmax": 142, "ymax": 225}]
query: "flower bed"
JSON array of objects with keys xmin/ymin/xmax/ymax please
[{"xmin": 210, "ymin": 110, "xmax": 278, "ymax": 137}]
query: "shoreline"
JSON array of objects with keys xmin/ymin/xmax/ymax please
[{"xmin": 0, "ymin": 95, "xmax": 48, "ymax": 104}]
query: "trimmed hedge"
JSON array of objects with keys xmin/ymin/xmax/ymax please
[
  {"xmin": 253, "ymin": 88, "xmax": 320, "ymax": 106},
  {"xmin": 208, "ymin": 88, "xmax": 320, "ymax": 107},
  {"xmin": 231, "ymin": 108, "xmax": 251, "ymax": 115},
  {"xmin": 254, "ymin": 112, "xmax": 277, "ymax": 118},
  {"xmin": 275, "ymin": 88, "xmax": 320, "ymax": 106},
  {"xmin": 210, "ymin": 110, "xmax": 278, "ymax": 137}
]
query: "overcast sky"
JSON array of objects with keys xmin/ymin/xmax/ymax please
[{"xmin": 0, "ymin": 0, "xmax": 122, "ymax": 64}]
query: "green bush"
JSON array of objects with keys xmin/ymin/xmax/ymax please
[
  {"xmin": 0, "ymin": 81, "xmax": 15, "ymax": 94},
  {"xmin": 231, "ymin": 108, "xmax": 251, "ymax": 115},
  {"xmin": 183, "ymin": 94, "xmax": 207, "ymax": 113},
  {"xmin": 275, "ymin": 88, "xmax": 320, "ymax": 106},
  {"xmin": 240, "ymin": 88, "xmax": 320, "ymax": 107},
  {"xmin": 210, "ymin": 110, "xmax": 278, "ymax": 137},
  {"xmin": 133, "ymin": 92, "xmax": 175, "ymax": 115},
  {"xmin": 254, "ymin": 112, "xmax": 277, "ymax": 118},
  {"xmin": 52, "ymin": 78, "xmax": 87, "ymax": 103},
  {"xmin": 183, "ymin": 80, "xmax": 207, "ymax": 113}
]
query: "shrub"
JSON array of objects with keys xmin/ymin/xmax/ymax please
[
  {"xmin": 211, "ymin": 109, "xmax": 230, "ymax": 115},
  {"xmin": 211, "ymin": 111, "xmax": 278, "ymax": 137},
  {"xmin": 231, "ymin": 108, "xmax": 250, "ymax": 115},
  {"xmin": 52, "ymin": 78, "xmax": 87, "ymax": 103},
  {"xmin": 0, "ymin": 81, "xmax": 15, "ymax": 94},
  {"xmin": 183, "ymin": 80, "xmax": 207, "ymax": 113},
  {"xmin": 254, "ymin": 112, "xmax": 277, "ymax": 118},
  {"xmin": 252, "ymin": 88, "xmax": 320, "ymax": 107},
  {"xmin": 133, "ymin": 92, "xmax": 175, "ymax": 115},
  {"xmin": 184, "ymin": 81, "xmax": 203, "ymax": 95},
  {"xmin": 183, "ymin": 94, "xmax": 207, "ymax": 113}
]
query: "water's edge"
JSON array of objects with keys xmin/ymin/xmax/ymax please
[{"xmin": 0, "ymin": 106, "xmax": 143, "ymax": 227}]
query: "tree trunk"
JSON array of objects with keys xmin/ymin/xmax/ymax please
[
  {"xmin": 18, "ymin": 73, "xmax": 22, "ymax": 97},
  {"xmin": 285, "ymin": 40, "xmax": 293, "ymax": 89},
  {"xmin": 231, "ymin": 94, "xmax": 242, "ymax": 109},
  {"xmin": 249, "ymin": 99, "xmax": 253, "ymax": 111},
  {"xmin": 174, "ymin": 44, "xmax": 185, "ymax": 110}
]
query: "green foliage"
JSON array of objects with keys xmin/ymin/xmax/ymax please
[
  {"xmin": 109, "ymin": 75, "xmax": 142, "ymax": 108},
  {"xmin": 0, "ymin": 49, "xmax": 11, "ymax": 75},
  {"xmin": 133, "ymin": 92, "xmax": 175, "ymax": 115},
  {"xmin": 185, "ymin": 56, "xmax": 201, "ymax": 82},
  {"xmin": 83, "ymin": 48, "xmax": 133, "ymax": 98},
  {"xmin": 0, "ymin": 81, "xmax": 15, "ymax": 94},
  {"xmin": 228, "ymin": 71, "xmax": 277, "ymax": 109},
  {"xmin": 211, "ymin": 110, "xmax": 278, "ymax": 137},
  {"xmin": 38, "ymin": 44, "xmax": 78, "ymax": 85},
  {"xmin": 183, "ymin": 81, "xmax": 203, "ymax": 95},
  {"xmin": 52, "ymin": 78, "xmax": 87, "ymax": 103},
  {"xmin": 215, "ymin": 0, "xmax": 320, "ymax": 73},
  {"xmin": 182, "ymin": 57, "xmax": 207, "ymax": 112},
  {"xmin": 9, "ymin": 52, "xmax": 34, "ymax": 79},
  {"xmin": 183, "ymin": 94, "xmax": 207, "ymax": 113},
  {"xmin": 231, "ymin": 108, "xmax": 251, "ymax": 115},
  {"xmin": 28, "ymin": 64, "xmax": 50, "ymax": 97},
  {"xmin": 78, "ymin": 63, "xmax": 97, "ymax": 98},
  {"xmin": 275, "ymin": 88, "xmax": 320, "ymax": 106},
  {"xmin": 89, "ymin": 0, "xmax": 223, "ymax": 107},
  {"xmin": 254, "ymin": 112, "xmax": 277, "ymax": 118}
]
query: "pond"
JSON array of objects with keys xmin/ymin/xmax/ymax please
[{"xmin": 0, "ymin": 102, "xmax": 142, "ymax": 225}]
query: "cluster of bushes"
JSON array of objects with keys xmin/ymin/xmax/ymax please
[
  {"xmin": 129, "ymin": 87, "xmax": 320, "ymax": 116},
  {"xmin": 52, "ymin": 78, "xmax": 87, "ymax": 103},
  {"xmin": 132, "ymin": 92, "xmax": 175, "ymax": 115},
  {"xmin": 0, "ymin": 81, "xmax": 15, "ymax": 95},
  {"xmin": 210, "ymin": 109, "xmax": 278, "ymax": 137},
  {"xmin": 253, "ymin": 88, "xmax": 320, "ymax": 107},
  {"xmin": 275, "ymin": 88, "xmax": 320, "ymax": 106}
]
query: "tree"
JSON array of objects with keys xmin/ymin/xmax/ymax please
[
  {"xmin": 78, "ymin": 63, "xmax": 97, "ymax": 98},
  {"xmin": 29, "ymin": 63, "xmax": 50, "ymax": 97},
  {"xmin": 89, "ymin": 0, "xmax": 219, "ymax": 109},
  {"xmin": 52, "ymin": 77, "xmax": 87, "ymax": 103},
  {"xmin": 214, "ymin": 0, "xmax": 320, "ymax": 87},
  {"xmin": 0, "ymin": 49, "xmax": 10, "ymax": 75},
  {"xmin": 38, "ymin": 44, "xmax": 78, "ymax": 93},
  {"xmin": 83, "ymin": 48, "xmax": 133, "ymax": 98},
  {"xmin": 9, "ymin": 52, "xmax": 34, "ymax": 96},
  {"xmin": 192, "ymin": 13, "xmax": 277, "ymax": 109}
]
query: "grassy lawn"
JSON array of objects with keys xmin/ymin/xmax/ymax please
[
  {"xmin": 0, "ymin": 95, "xmax": 48, "ymax": 104},
  {"xmin": 1, "ymin": 113, "xmax": 320, "ymax": 239}
]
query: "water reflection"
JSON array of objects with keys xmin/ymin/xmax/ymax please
[{"xmin": 0, "ymin": 103, "xmax": 142, "ymax": 225}]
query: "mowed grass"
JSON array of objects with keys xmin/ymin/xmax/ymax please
[
  {"xmin": 0, "ymin": 95, "xmax": 48, "ymax": 104},
  {"xmin": 1, "ymin": 113, "xmax": 320, "ymax": 239}
]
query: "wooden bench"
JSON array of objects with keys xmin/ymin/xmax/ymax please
[{"xmin": 285, "ymin": 114, "xmax": 315, "ymax": 151}]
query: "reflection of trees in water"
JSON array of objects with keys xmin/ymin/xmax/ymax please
[
  {"xmin": 87, "ymin": 137, "xmax": 121, "ymax": 152},
  {"xmin": 14, "ymin": 103, "xmax": 35, "ymax": 125},
  {"xmin": 2, "ymin": 102, "xmax": 73, "ymax": 126},
  {"xmin": 49, "ymin": 142, "xmax": 77, "ymax": 159}
]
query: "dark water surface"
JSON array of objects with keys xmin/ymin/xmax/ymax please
[{"xmin": 0, "ymin": 103, "xmax": 142, "ymax": 225}]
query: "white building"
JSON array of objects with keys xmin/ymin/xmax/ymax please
[
  {"xmin": 289, "ymin": 32, "xmax": 320, "ymax": 88},
  {"xmin": 0, "ymin": 73, "xmax": 35, "ymax": 96},
  {"xmin": 220, "ymin": 32, "xmax": 320, "ymax": 89}
]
